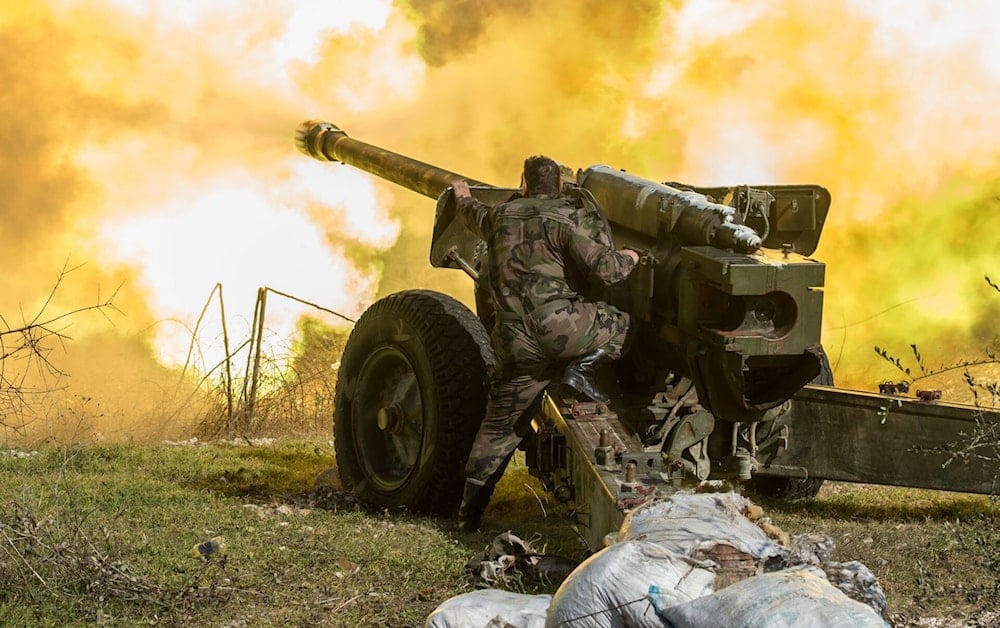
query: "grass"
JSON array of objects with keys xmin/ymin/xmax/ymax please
[
  {"xmin": 757, "ymin": 483, "xmax": 1000, "ymax": 626},
  {"xmin": 1, "ymin": 440, "xmax": 998, "ymax": 627},
  {"xmin": 0, "ymin": 441, "xmax": 470, "ymax": 627}
]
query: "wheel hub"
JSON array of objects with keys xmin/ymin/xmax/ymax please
[{"xmin": 377, "ymin": 403, "xmax": 404, "ymax": 433}]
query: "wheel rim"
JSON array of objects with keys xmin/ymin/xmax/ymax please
[{"xmin": 351, "ymin": 346, "xmax": 425, "ymax": 492}]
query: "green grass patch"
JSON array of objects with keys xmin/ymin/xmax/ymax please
[
  {"xmin": 2, "ymin": 443, "xmax": 998, "ymax": 626},
  {"xmin": 759, "ymin": 483, "xmax": 1000, "ymax": 625},
  {"xmin": 0, "ymin": 441, "xmax": 475, "ymax": 626}
]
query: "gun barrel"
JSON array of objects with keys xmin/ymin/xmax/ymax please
[{"xmin": 296, "ymin": 120, "xmax": 486, "ymax": 199}]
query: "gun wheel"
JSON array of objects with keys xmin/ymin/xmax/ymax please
[{"xmin": 334, "ymin": 289, "xmax": 493, "ymax": 515}]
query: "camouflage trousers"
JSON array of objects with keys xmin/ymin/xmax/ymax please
[{"xmin": 463, "ymin": 298, "xmax": 629, "ymax": 491}]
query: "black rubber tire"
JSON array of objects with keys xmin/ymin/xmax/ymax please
[
  {"xmin": 333, "ymin": 290, "xmax": 493, "ymax": 515},
  {"xmin": 747, "ymin": 474, "xmax": 825, "ymax": 501},
  {"xmin": 746, "ymin": 346, "xmax": 833, "ymax": 501}
]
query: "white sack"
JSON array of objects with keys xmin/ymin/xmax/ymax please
[
  {"xmin": 616, "ymin": 493, "xmax": 785, "ymax": 563},
  {"xmin": 545, "ymin": 539, "xmax": 714, "ymax": 627},
  {"xmin": 424, "ymin": 589, "xmax": 551, "ymax": 628},
  {"xmin": 660, "ymin": 566, "xmax": 890, "ymax": 628}
]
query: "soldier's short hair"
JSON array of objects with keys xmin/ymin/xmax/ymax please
[{"xmin": 523, "ymin": 155, "xmax": 561, "ymax": 196}]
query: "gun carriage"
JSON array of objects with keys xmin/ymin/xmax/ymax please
[{"xmin": 297, "ymin": 120, "xmax": 999, "ymax": 548}]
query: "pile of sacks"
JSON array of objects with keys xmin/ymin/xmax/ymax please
[{"xmin": 426, "ymin": 492, "xmax": 889, "ymax": 627}]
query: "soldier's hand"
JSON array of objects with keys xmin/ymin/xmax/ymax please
[
  {"xmin": 452, "ymin": 180, "xmax": 471, "ymax": 199},
  {"xmin": 622, "ymin": 249, "xmax": 640, "ymax": 264}
]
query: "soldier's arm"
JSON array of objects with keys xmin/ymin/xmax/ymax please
[
  {"xmin": 566, "ymin": 204, "xmax": 638, "ymax": 285},
  {"xmin": 452, "ymin": 180, "xmax": 490, "ymax": 240}
]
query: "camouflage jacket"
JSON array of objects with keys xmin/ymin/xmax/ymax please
[{"xmin": 456, "ymin": 191, "xmax": 636, "ymax": 316}]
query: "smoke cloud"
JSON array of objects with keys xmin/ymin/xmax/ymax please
[
  {"xmin": 371, "ymin": 0, "xmax": 1000, "ymax": 390},
  {"xmin": 2, "ymin": 0, "xmax": 997, "ymax": 442},
  {"xmin": 0, "ymin": 1, "xmax": 400, "ymax": 440}
]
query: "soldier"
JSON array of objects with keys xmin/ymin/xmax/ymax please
[{"xmin": 452, "ymin": 155, "xmax": 639, "ymax": 531}]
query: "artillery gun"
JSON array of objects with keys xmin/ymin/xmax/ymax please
[{"xmin": 296, "ymin": 120, "xmax": 1000, "ymax": 548}]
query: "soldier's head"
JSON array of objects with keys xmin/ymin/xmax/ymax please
[{"xmin": 522, "ymin": 155, "xmax": 561, "ymax": 197}]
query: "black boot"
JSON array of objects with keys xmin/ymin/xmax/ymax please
[
  {"xmin": 458, "ymin": 480, "xmax": 495, "ymax": 532},
  {"xmin": 562, "ymin": 348, "xmax": 611, "ymax": 403}
]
